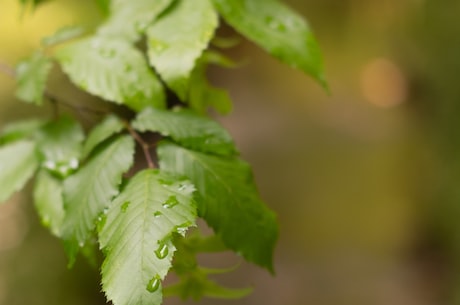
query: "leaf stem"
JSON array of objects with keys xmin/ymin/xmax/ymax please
[{"xmin": 125, "ymin": 122, "xmax": 155, "ymax": 169}]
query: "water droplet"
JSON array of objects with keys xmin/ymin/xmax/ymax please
[
  {"xmin": 69, "ymin": 158, "xmax": 79, "ymax": 169},
  {"xmin": 80, "ymin": 80, "xmax": 88, "ymax": 90},
  {"xmin": 146, "ymin": 275, "xmax": 161, "ymax": 293},
  {"xmin": 121, "ymin": 201, "xmax": 130, "ymax": 213},
  {"xmin": 135, "ymin": 20, "xmax": 148, "ymax": 33},
  {"xmin": 153, "ymin": 211, "xmax": 162, "ymax": 218},
  {"xmin": 162, "ymin": 195, "xmax": 179, "ymax": 209},
  {"xmin": 265, "ymin": 16, "xmax": 286, "ymax": 32},
  {"xmin": 97, "ymin": 214, "xmax": 107, "ymax": 231},
  {"xmin": 58, "ymin": 165, "xmax": 71, "ymax": 176},
  {"xmin": 44, "ymin": 160, "xmax": 56, "ymax": 170},
  {"xmin": 42, "ymin": 216, "xmax": 50, "ymax": 226},
  {"xmin": 150, "ymin": 39, "xmax": 168, "ymax": 53},
  {"xmin": 155, "ymin": 243, "xmax": 169, "ymax": 259},
  {"xmin": 176, "ymin": 224, "xmax": 188, "ymax": 236}
]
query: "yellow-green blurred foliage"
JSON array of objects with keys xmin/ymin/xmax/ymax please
[{"xmin": 0, "ymin": 0, "xmax": 458, "ymax": 304}]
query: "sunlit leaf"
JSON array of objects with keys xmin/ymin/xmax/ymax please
[
  {"xmin": 0, "ymin": 141, "xmax": 39, "ymax": 203},
  {"xmin": 213, "ymin": 0, "xmax": 327, "ymax": 87},
  {"xmin": 61, "ymin": 135, "xmax": 135, "ymax": 264},
  {"xmin": 41, "ymin": 25, "xmax": 86, "ymax": 47},
  {"xmin": 15, "ymin": 51, "xmax": 52, "ymax": 105},
  {"xmin": 35, "ymin": 116, "xmax": 84, "ymax": 178},
  {"xmin": 100, "ymin": 169, "xmax": 197, "ymax": 305},
  {"xmin": 158, "ymin": 142, "xmax": 278, "ymax": 272},
  {"xmin": 133, "ymin": 107, "xmax": 237, "ymax": 156},
  {"xmin": 33, "ymin": 169, "xmax": 64, "ymax": 236},
  {"xmin": 98, "ymin": 0, "xmax": 175, "ymax": 42},
  {"xmin": 146, "ymin": 0, "xmax": 218, "ymax": 100},
  {"xmin": 0, "ymin": 119, "xmax": 46, "ymax": 145},
  {"xmin": 82, "ymin": 115, "xmax": 125, "ymax": 158},
  {"xmin": 55, "ymin": 36, "xmax": 165, "ymax": 111}
]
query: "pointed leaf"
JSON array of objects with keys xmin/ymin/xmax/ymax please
[
  {"xmin": 0, "ymin": 141, "xmax": 39, "ymax": 203},
  {"xmin": 164, "ymin": 278, "xmax": 252, "ymax": 300},
  {"xmin": 0, "ymin": 119, "xmax": 46, "ymax": 145},
  {"xmin": 33, "ymin": 169, "xmax": 64, "ymax": 236},
  {"xmin": 61, "ymin": 135, "xmax": 135, "ymax": 263},
  {"xmin": 15, "ymin": 51, "xmax": 52, "ymax": 105},
  {"xmin": 41, "ymin": 25, "xmax": 86, "ymax": 47},
  {"xmin": 158, "ymin": 142, "xmax": 278, "ymax": 271},
  {"xmin": 188, "ymin": 55, "xmax": 233, "ymax": 114},
  {"xmin": 133, "ymin": 107, "xmax": 237, "ymax": 156},
  {"xmin": 35, "ymin": 116, "xmax": 84, "ymax": 178},
  {"xmin": 212, "ymin": 0, "xmax": 327, "ymax": 87},
  {"xmin": 82, "ymin": 115, "xmax": 125, "ymax": 158},
  {"xmin": 99, "ymin": 169, "xmax": 197, "ymax": 305},
  {"xmin": 146, "ymin": 0, "xmax": 218, "ymax": 100},
  {"xmin": 98, "ymin": 0, "xmax": 175, "ymax": 42},
  {"xmin": 55, "ymin": 37, "xmax": 165, "ymax": 111}
]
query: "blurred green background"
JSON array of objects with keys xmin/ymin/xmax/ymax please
[{"xmin": 1, "ymin": 0, "xmax": 459, "ymax": 304}]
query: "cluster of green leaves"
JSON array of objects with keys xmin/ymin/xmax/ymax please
[{"xmin": 1, "ymin": 1, "xmax": 325, "ymax": 305}]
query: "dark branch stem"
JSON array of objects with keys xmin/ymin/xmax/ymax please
[{"xmin": 124, "ymin": 122, "xmax": 155, "ymax": 169}]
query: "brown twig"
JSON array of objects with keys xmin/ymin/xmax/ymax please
[{"xmin": 124, "ymin": 121, "xmax": 155, "ymax": 169}]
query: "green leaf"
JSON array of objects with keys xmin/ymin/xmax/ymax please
[
  {"xmin": 55, "ymin": 36, "xmax": 165, "ymax": 111},
  {"xmin": 188, "ymin": 55, "xmax": 233, "ymax": 114},
  {"xmin": 99, "ymin": 169, "xmax": 197, "ymax": 305},
  {"xmin": 15, "ymin": 51, "xmax": 52, "ymax": 105},
  {"xmin": 35, "ymin": 116, "xmax": 84, "ymax": 178},
  {"xmin": 98, "ymin": 0, "xmax": 175, "ymax": 42},
  {"xmin": 146, "ymin": 0, "xmax": 218, "ymax": 100},
  {"xmin": 33, "ymin": 169, "xmax": 64, "ymax": 236},
  {"xmin": 158, "ymin": 142, "xmax": 278, "ymax": 272},
  {"xmin": 164, "ymin": 276, "xmax": 252, "ymax": 300},
  {"xmin": 82, "ymin": 115, "xmax": 124, "ymax": 158},
  {"xmin": 212, "ymin": 0, "xmax": 327, "ymax": 87},
  {"xmin": 132, "ymin": 107, "xmax": 237, "ymax": 156},
  {"xmin": 0, "ymin": 140, "xmax": 39, "ymax": 203},
  {"xmin": 0, "ymin": 119, "xmax": 46, "ymax": 145},
  {"xmin": 61, "ymin": 135, "xmax": 135, "ymax": 264},
  {"xmin": 41, "ymin": 25, "xmax": 86, "ymax": 47}
]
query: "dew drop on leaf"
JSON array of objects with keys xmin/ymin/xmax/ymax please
[
  {"xmin": 69, "ymin": 158, "xmax": 79, "ymax": 169},
  {"xmin": 265, "ymin": 16, "xmax": 286, "ymax": 32},
  {"xmin": 146, "ymin": 275, "xmax": 161, "ymax": 293},
  {"xmin": 121, "ymin": 201, "xmax": 130, "ymax": 213},
  {"xmin": 154, "ymin": 243, "xmax": 169, "ymax": 259},
  {"xmin": 162, "ymin": 195, "xmax": 179, "ymax": 209},
  {"xmin": 97, "ymin": 213, "xmax": 107, "ymax": 231},
  {"xmin": 175, "ymin": 224, "xmax": 188, "ymax": 236},
  {"xmin": 153, "ymin": 211, "xmax": 162, "ymax": 218},
  {"xmin": 150, "ymin": 39, "xmax": 168, "ymax": 53},
  {"xmin": 44, "ymin": 160, "xmax": 57, "ymax": 170}
]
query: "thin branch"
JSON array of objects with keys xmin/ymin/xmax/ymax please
[{"xmin": 124, "ymin": 121, "xmax": 155, "ymax": 169}]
